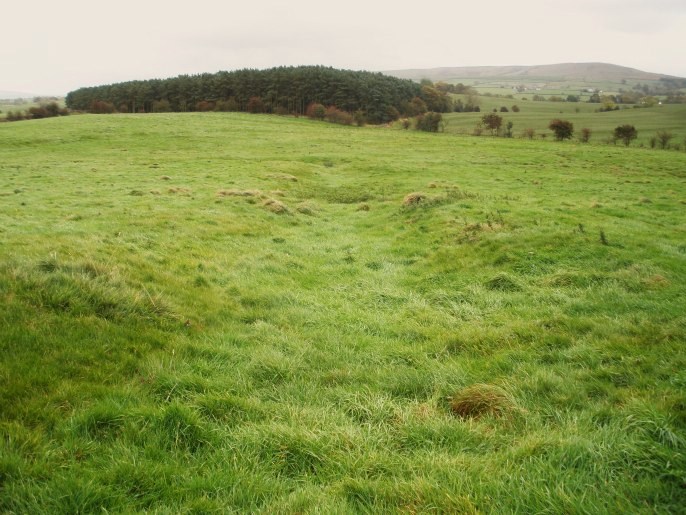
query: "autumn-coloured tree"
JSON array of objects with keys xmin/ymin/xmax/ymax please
[
  {"xmin": 246, "ymin": 96, "xmax": 265, "ymax": 114},
  {"xmin": 404, "ymin": 96, "xmax": 427, "ymax": 116},
  {"xmin": 324, "ymin": 106, "xmax": 353, "ymax": 125},
  {"xmin": 195, "ymin": 100, "xmax": 214, "ymax": 112},
  {"xmin": 481, "ymin": 113, "xmax": 503, "ymax": 135},
  {"xmin": 415, "ymin": 112, "xmax": 443, "ymax": 132},
  {"xmin": 548, "ymin": 119, "xmax": 574, "ymax": 141},
  {"xmin": 28, "ymin": 106, "xmax": 49, "ymax": 119},
  {"xmin": 420, "ymin": 85, "xmax": 452, "ymax": 113},
  {"xmin": 305, "ymin": 102, "xmax": 326, "ymax": 120},
  {"xmin": 613, "ymin": 125, "xmax": 637, "ymax": 146},
  {"xmin": 44, "ymin": 102, "xmax": 60, "ymax": 117},
  {"xmin": 90, "ymin": 100, "xmax": 116, "ymax": 114}
]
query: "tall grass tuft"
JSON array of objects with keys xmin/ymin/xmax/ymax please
[{"xmin": 449, "ymin": 384, "xmax": 518, "ymax": 419}]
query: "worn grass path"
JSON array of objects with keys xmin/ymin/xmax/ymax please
[{"xmin": 1, "ymin": 113, "xmax": 685, "ymax": 512}]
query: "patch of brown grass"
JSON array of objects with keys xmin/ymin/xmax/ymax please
[
  {"xmin": 449, "ymin": 383, "xmax": 516, "ymax": 419},
  {"xmin": 412, "ymin": 402, "xmax": 437, "ymax": 420},
  {"xmin": 217, "ymin": 189, "xmax": 263, "ymax": 198},
  {"xmin": 168, "ymin": 187, "xmax": 192, "ymax": 195},
  {"xmin": 643, "ymin": 274, "xmax": 669, "ymax": 289},
  {"xmin": 402, "ymin": 192, "xmax": 426, "ymax": 206},
  {"xmin": 263, "ymin": 198, "xmax": 289, "ymax": 214},
  {"xmin": 457, "ymin": 220, "xmax": 504, "ymax": 244}
]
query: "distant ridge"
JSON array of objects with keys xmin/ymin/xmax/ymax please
[
  {"xmin": 384, "ymin": 62, "xmax": 680, "ymax": 82},
  {"xmin": 0, "ymin": 90, "xmax": 38, "ymax": 99}
]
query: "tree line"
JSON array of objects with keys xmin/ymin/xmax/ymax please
[{"xmin": 65, "ymin": 66, "xmax": 455, "ymax": 124}]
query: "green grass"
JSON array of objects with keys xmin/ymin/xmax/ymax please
[
  {"xmin": 1, "ymin": 113, "xmax": 686, "ymax": 512},
  {"xmin": 442, "ymin": 99, "xmax": 686, "ymax": 145}
]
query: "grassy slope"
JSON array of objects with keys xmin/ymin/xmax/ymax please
[
  {"xmin": 443, "ymin": 100, "xmax": 686, "ymax": 145},
  {"xmin": 1, "ymin": 113, "xmax": 685, "ymax": 513},
  {"xmin": 444, "ymin": 78, "xmax": 649, "ymax": 96}
]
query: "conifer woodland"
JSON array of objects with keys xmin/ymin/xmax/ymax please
[{"xmin": 65, "ymin": 66, "xmax": 432, "ymax": 123}]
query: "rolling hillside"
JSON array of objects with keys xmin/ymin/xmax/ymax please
[{"xmin": 1, "ymin": 113, "xmax": 685, "ymax": 512}]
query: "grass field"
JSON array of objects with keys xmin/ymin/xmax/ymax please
[
  {"xmin": 1, "ymin": 113, "xmax": 686, "ymax": 512},
  {"xmin": 1, "ymin": 98, "xmax": 65, "ymax": 120},
  {"xmin": 447, "ymin": 77, "xmax": 650, "ymax": 97},
  {"xmin": 0, "ymin": 100, "xmax": 35, "ymax": 117},
  {"xmin": 442, "ymin": 99, "xmax": 686, "ymax": 146}
]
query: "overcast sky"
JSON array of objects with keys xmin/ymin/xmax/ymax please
[{"xmin": 2, "ymin": 0, "xmax": 685, "ymax": 95}]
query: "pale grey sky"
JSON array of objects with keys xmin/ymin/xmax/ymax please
[{"xmin": 2, "ymin": 0, "xmax": 685, "ymax": 95}]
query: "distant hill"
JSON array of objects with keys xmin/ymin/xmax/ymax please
[
  {"xmin": 384, "ymin": 63, "xmax": 680, "ymax": 83},
  {"xmin": 0, "ymin": 90, "xmax": 38, "ymax": 100}
]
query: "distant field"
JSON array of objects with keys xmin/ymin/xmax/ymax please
[
  {"xmin": 0, "ymin": 97, "xmax": 64, "ymax": 119},
  {"xmin": 445, "ymin": 77, "xmax": 651, "ymax": 96},
  {"xmin": 387, "ymin": 63, "xmax": 683, "ymax": 103},
  {"xmin": 0, "ymin": 100, "xmax": 35, "ymax": 115},
  {"xmin": 441, "ymin": 99, "xmax": 686, "ymax": 145},
  {"xmin": 1, "ymin": 113, "xmax": 685, "ymax": 512}
]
